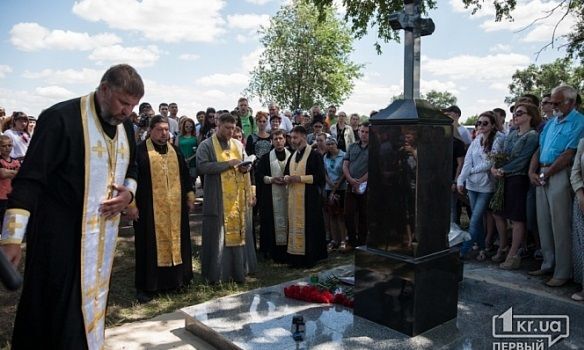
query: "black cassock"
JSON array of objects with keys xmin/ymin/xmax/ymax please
[
  {"xmin": 284, "ymin": 147, "xmax": 327, "ymax": 267},
  {"xmin": 7, "ymin": 96, "xmax": 137, "ymax": 349},
  {"xmin": 256, "ymin": 149, "xmax": 289, "ymax": 263},
  {"xmin": 133, "ymin": 142, "xmax": 193, "ymax": 293}
]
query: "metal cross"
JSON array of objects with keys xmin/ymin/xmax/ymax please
[{"xmin": 388, "ymin": 0, "xmax": 435, "ymax": 100}]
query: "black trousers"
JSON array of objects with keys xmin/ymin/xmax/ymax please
[{"xmin": 344, "ymin": 190, "xmax": 368, "ymax": 247}]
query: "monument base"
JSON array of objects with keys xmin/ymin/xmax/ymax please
[{"xmin": 354, "ymin": 246, "xmax": 459, "ymax": 336}]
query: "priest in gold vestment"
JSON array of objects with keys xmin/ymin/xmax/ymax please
[
  {"xmin": 197, "ymin": 113, "xmax": 253, "ymax": 283},
  {"xmin": 129, "ymin": 115, "xmax": 195, "ymax": 302}
]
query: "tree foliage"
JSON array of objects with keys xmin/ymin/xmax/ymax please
[
  {"xmin": 424, "ymin": 90, "xmax": 457, "ymax": 109},
  {"xmin": 506, "ymin": 58, "xmax": 584, "ymax": 104},
  {"xmin": 462, "ymin": 115, "xmax": 479, "ymax": 126},
  {"xmin": 391, "ymin": 90, "xmax": 457, "ymax": 109},
  {"xmin": 245, "ymin": 0, "xmax": 363, "ymax": 110},
  {"xmin": 310, "ymin": 0, "xmax": 583, "ymax": 60}
]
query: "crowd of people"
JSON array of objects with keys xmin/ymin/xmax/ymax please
[
  {"xmin": 0, "ymin": 63, "xmax": 583, "ymax": 348},
  {"xmin": 450, "ymin": 86, "xmax": 584, "ymax": 304}
]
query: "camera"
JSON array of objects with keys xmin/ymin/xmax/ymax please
[{"xmin": 138, "ymin": 113, "xmax": 150, "ymax": 128}]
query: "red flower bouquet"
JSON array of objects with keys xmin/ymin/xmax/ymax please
[{"xmin": 283, "ymin": 275, "xmax": 354, "ymax": 308}]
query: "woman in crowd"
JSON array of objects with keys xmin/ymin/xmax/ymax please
[
  {"xmin": 4, "ymin": 112, "xmax": 30, "ymax": 161},
  {"xmin": 491, "ymin": 103, "xmax": 540, "ymax": 269},
  {"xmin": 330, "ymin": 111, "xmax": 355, "ymax": 152},
  {"xmin": 457, "ymin": 111, "xmax": 504, "ymax": 261},
  {"xmin": 570, "ymin": 137, "xmax": 584, "ymax": 301},
  {"xmin": 199, "ymin": 108, "xmax": 216, "ymax": 142},
  {"xmin": 350, "ymin": 113, "xmax": 361, "ymax": 143},
  {"xmin": 176, "ymin": 118, "xmax": 198, "ymax": 187},
  {"xmin": 307, "ymin": 120, "xmax": 325, "ymax": 145},
  {"xmin": 323, "ymin": 137, "xmax": 347, "ymax": 251},
  {"xmin": 245, "ymin": 111, "xmax": 272, "ymax": 162}
]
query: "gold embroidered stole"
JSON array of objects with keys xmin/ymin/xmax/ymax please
[
  {"xmin": 287, "ymin": 147, "xmax": 311, "ymax": 255},
  {"xmin": 212, "ymin": 135, "xmax": 246, "ymax": 247},
  {"xmin": 146, "ymin": 139, "xmax": 182, "ymax": 266},
  {"xmin": 269, "ymin": 149, "xmax": 290, "ymax": 245},
  {"xmin": 80, "ymin": 92, "xmax": 130, "ymax": 350}
]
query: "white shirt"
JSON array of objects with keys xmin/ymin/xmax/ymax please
[
  {"xmin": 458, "ymin": 125, "xmax": 472, "ymax": 146},
  {"xmin": 266, "ymin": 114, "xmax": 293, "ymax": 132},
  {"xmin": 4, "ymin": 128, "xmax": 29, "ymax": 158}
]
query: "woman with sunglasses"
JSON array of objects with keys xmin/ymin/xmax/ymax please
[
  {"xmin": 491, "ymin": 103, "xmax": 540, "ymax": 269},
  {"xmin": 457, "ymin": 111, "xmax": 504, "ymax": 261}
]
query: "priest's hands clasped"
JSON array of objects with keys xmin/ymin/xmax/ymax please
[{"xmin": 100, "ymin": 184, "xmax": 134, "ymax": 218}]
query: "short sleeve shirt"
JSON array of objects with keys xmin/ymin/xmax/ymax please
[
  {"xmin": 539, "ymin": 109, "xmax": 584, "ymax": 164},
  {"xmin": 344, "ymin": 142, "xmax": 368, "ymax": 178}
]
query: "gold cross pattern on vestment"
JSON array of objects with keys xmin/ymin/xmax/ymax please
[
  {"xmin": 92, "ymin": 141, "xmax": 107, "ymax": 159},
  {"xmin": 6, "ymin": 216, "xmax": 23, "ymax": 234},
  {"xmin": 119, "ymin": 143, "xmax": 128, "ymax": 160},
  {"xmin": 88, "ymin": 214, "xmax": 100, "ymax": 230}
]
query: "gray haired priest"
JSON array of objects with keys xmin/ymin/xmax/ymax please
[{"xmin": 0, "ymin": 64, "xmax": 143, "ymax": 350}]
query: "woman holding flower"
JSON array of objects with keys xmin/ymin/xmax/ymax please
[
  {"xmin": 491, "ymin": 103, "xmax": 540, "ymax": 269},
  {"xmin": 457, "ymin": 111, "xmax": 504, "ymax": 261}
]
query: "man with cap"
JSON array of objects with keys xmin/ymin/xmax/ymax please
[{"xmin": 443, "ymin": 105, "xmax": 472, "ymax": 146}]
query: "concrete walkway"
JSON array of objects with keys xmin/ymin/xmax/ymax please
[{"xmin": 105, "ymin": 311, "xmax": 216, "ymax": 350}]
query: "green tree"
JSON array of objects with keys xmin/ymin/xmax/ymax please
[
  {"xmin": 462, "ymin": 114, "xmax": 479, "ymax": 126},
  {"xmin": 506, "ymin": 58, "xmax": 584, "ymax": 104},
  {"xmin": 423, "ymin": 90, "xmax": 457, "ymax": 109},
  {"xmin": 310, "ymin": 0, "xmax": 584, "ymax": 60},
  {"xmin": 245, "ymin": 0, "xmax": 363, "ymax": 110}
]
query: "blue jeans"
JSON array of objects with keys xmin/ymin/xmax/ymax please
[{"xmin": 461, "ymin": 190, "xmax": 493, "ymax": 255}]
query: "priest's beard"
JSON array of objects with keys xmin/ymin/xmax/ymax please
[{"xmin": 101, "ymin": 111, "xmax": 124, "ymax": 126}]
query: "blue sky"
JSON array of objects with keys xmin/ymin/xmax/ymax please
[{"xmin": 0, "ymin": 0, "xmax": 577, "ymax": 122}]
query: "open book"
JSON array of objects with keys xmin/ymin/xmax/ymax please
[{"xmin": 238, "ymin": 154, "xmax": 257, "ymax": 167}]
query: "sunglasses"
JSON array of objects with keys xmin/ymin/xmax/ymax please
[
  {"xmin": 542, "ymin": 101, "xmax": 552, "ymax": 105},
  {"xmin": 475, "ymin": 121, "xmax": 490, "ymax": 127},
  {"xmin": 514, "ymin": 110, "xmax": 528, "ymax": 117},
  {"xmin": 314, "ymin": 125, "xmax": 323, "ymax": 128}
]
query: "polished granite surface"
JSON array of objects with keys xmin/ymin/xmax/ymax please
[{"xmin": 181, "ymin": 265, "xmax": 584, "ymax": 350}]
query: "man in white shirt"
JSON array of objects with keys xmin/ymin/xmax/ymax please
[
  {"xmin": 266, "ymin": 102, "xmax": 293, "ymax": 132},
  {"xmin": 443, "ymin": 105, "xmax": 472, "ymax": 146}
]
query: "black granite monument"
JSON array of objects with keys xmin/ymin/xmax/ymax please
[{"xmin": 354, "ymin": 0, "xmax": 460, "ymax": 337}]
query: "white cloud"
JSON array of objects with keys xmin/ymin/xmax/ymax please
[
  {"xmin": 178, "ymin": 54, "xmax": 200, "ymax": 61},
  {"xmin": 227, "ymin": 14, "xmax": 270, "ymax": 30},
  {"xmin": 73, "ymin": 0, "xmax": 226, "ymax": 43},
  {"xmin": 449, "ymin": 0, "xmax": 578, "ymax": 43},
  {"xmin": 22, "ymin": 68, "xmax": 102, "ymax": 85},
  {"xmin": 340, "ymin": 74, "xmax": 403, "ymax": 114},
  {"xmin": 89, "ymin": 45, "xmax": 161, "ymax": 67},
  {"xmin": 241, "ymin": 47, "xmax": 264, "ymax": 73},
  {"xmin": 245, "ymin": 0, "xmax": 272, "ymax": 5},
  {"xmin": 196, "ymin": 73, "xmax": 249, "ymax": 87},
  {"xmin": 236, "ymin": 34, "xmax": 249, "ymax": 43},
  {"xmin": 10, "ymin": 22, "xmax": 121, "ymax": 52},
  {"xmin": 0, "ymin": 65, "xmax": 12, "ymax": 79},
  {"xmin": 423, "ymin": 53, "xmax": 530, "ymax": 82},
  {"xmin": 35, "ymin": 86, "xmax": 75, "ymax": 99},
  {"xmin": 489, "ymin": 44, "xmax": 512, "ymax": 53},
  {"xmin": 420, "ymin": 80, "xmax": 460, "ymax": 95}
]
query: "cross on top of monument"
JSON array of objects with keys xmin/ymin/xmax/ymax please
[{"xmin": 388, "ymin": 0, "xmax": 435, "ymax": 100}]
